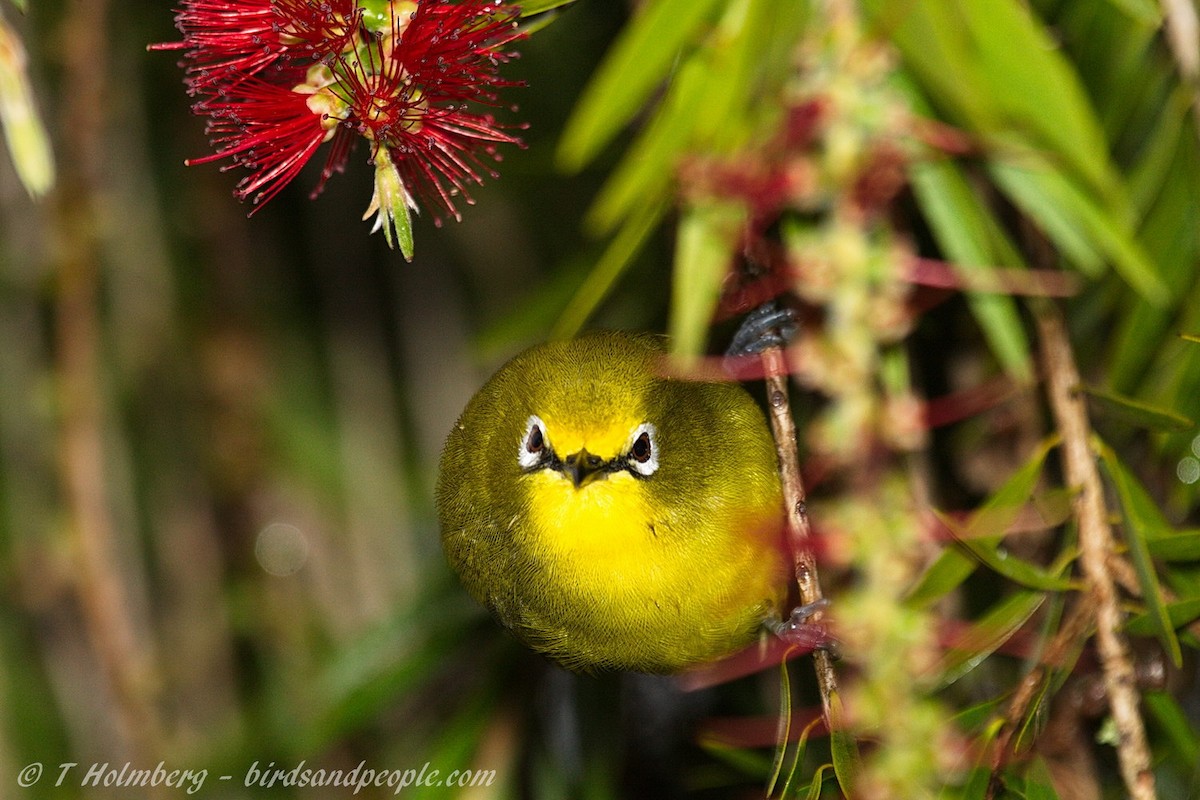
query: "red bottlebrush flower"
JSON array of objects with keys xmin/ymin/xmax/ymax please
[
  {"xmin": 185, "ymin": 73, "xmax": 336, "ymax": 209},
  {"xmin": 153, "ymin": 0, "xmax": 526, "ymax": 258},
  {"xmin": 150, "ymin": 0, "xmax": 362, "ymax": 92}
]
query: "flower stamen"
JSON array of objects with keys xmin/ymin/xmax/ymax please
[{"xmin": 155, "ymin": 0, "xmax": 525, "ymax": 253}]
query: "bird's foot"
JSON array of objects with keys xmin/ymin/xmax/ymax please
[
  {"xmin": 768, "ymin": 599, "xmax": 840, "ymax": 658},
  {"xmin": 725, "ymin": 301, "xmax": 798, "ymax": 360}
]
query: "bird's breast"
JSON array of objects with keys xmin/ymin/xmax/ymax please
[{"xmin": 524, "ymin": 470, "xmax": 658, "ymax": 566}]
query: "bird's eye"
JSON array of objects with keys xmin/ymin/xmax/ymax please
[
  {"xmin": 518, "ymin": 415, "xmax": 549, "ymax": 469},
  {"xmin": 627, "ymin": 423, "xmax": 658, "ymax": 477},
  {"xmin": 631, "ymin": 432, "xmax": 651, "ymax": 463},
  {"xmin": 527, "ymin": 425, "xmax": 544, "ymax": 453}
]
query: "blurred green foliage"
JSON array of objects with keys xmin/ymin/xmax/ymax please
[{"xmin": 2, "ymin": 0, "xmax": 1200, "ymax": 798}]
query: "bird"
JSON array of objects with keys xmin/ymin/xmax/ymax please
[{"xmin": 436, "ymin": 330, "xmax": 789, "ymax": 674}]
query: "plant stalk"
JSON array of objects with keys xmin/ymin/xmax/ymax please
[
  {"xmin": 759, "ymin": 346, "xmax": 839, "ymax": 729},
  {"xmin": 1035, "ymin": 303, "xmax": 1156, "ymax": 800}
]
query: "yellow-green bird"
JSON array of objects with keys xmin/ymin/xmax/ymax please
[{"xmin": 436, "ymin": 331, "xmax": 788, "ymax": 673}]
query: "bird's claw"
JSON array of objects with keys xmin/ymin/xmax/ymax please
[
  {"xmin": 725, "ymin": 301, "xmax": 798, "ymax": 360},
  {"xmin": 768, "ymin": 599, "xmax": 840, "ymax": 659}
]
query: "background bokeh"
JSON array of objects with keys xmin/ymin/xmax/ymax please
[
  {"xmin": 0, "ymin": 1, "xmax": 667, "ymax": 797},
  {"xmin": 6, "ymin": 1, "xmax": 1200, "ymax": 798}
]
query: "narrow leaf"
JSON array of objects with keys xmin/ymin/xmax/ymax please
[
  {"xmin": 765, "ymin": 658, "xmax": 793, "ymax": 798},
  {"xmin": 1128, "ymin": 88, "xmax": 1189, "ymax": 216},
  {"xmin": 940, "ymin": 511, "xmax": 1075, "ymax": 591},
  {"xmin": 557, "ymin": 0, "xmax": 724, "ymax": 171},
  {"xmin": 517, "ymin": 0, "xmax": 577, "ymax": 16},
  {"xmin": 961, "ymin": 767, "xmax": 991, "ymax": 800},
  {"xmin": 827, "ymin": 689, "xmax": 861, "ymax": 799},
  {"xmin": 1145, "ymin": 529, "xmax": 1200, "ymax": 561},
  {"xmin": 936, "ymin": 591, "xmax": 1046, "ymax": 687},
  {"xmin": 669, "ymin": 201, "xmax": 745, "ymax": 359},
  {"xmin": 1023, "ymin": 758, "xmax": 1063, "ymax": 800},
  {"xmin": 1126, "ymin": 598, "xmax": 1200, "ymax": 635},
  {"xmin": 951, "ymin": 697, "xmax": 1007, "ymax": 732},
  {"xmin": 1101, "ymin": 0, "xmax": 1161, "ymax": 25},
  {"xmin": 907, "ymin": 438, "xmax": 1057, "ymax": 606},
  {"xmin": 1097, "ymin": 438, "xmax": 1184, "ymax": 667},
  {"xmin": 1145, "ymin": 690, "xmax": 1200, "ymax": 767},
  {"xmin": 909, "ymin": 154, "xmax": 1031, "ymax": 378},
  {"xmin": 585, "ymin": 51, "xmax": 710, "ymax": 234},
  {"xmin": 0, "ymin": 21, "xmax": 54, "ymax": 197},
  {"xmin": 864, "ymin": 1, "xmax": 995, "ymax": 134},
  {"xmin": 551, "ymin": 199, "xmax": 667, "ymax": 339},
  {"xmin": 586, "ymin": 0, "xmax": 803, "ymax": 234},
  {"xmin": 1083, "ymin": 385, "xmax": 1195, "ymax": 431},
  {"xmin": 805, "ymin": 764, "xmax": 834, "ymax": 800},
  {"xmin": 990, "ymin": 157, "xmax": 1167, "ymax": 302},
  {"xmin": 960, "ymin": 0, "xmax": 1118, "ymax": 201}
]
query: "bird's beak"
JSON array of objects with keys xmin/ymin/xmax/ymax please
[{"xmin": 563, "ymin": 449, "xmax": 605, "ymax": 488}]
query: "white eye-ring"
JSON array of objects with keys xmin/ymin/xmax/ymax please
[
  {"xmin": 627, "ymin": 422, "xmax": 658, "ymax": 477},
  {"xmin": 518, "ymin": 415, "xmax": 548, "ymax": 470}
]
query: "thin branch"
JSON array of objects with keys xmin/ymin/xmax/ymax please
[
  {"xmin": 759, "ymin": 346, "xmax": 840, "ymax": 728},
  {"xmin": 54, "ymin": 0, "xmax": 164, "ymax": 770},
  {"xmin": 1035, "ymin": 304, "xmax": 1156, "ymax": 800}
]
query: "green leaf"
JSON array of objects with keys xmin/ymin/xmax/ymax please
[
  {"xmin": 550, "ymin": 198, "xmax": 667, "ymax": 339},
  {"xmin": 1126, "ymin": 598, "xmax": 1200, "ymax": 635},
  {"xmin": 876, "ymin": 0, "xmax": 1121, "ymax": 202},
  {"xmin": 805, "ymin": 764, "xmax": 835, "ymax": 800},
  {"xmin": 908, "ymin": 154, "xmax": 1031, "ymax": 378},
  {"xmin": 989, "ymin": 157, "xmax": 1168, "ymax": 302},
  {"xmin": 1145, "ymin": 690, "xmax": 1200, "ymax": 767},
  {"xmin": 865, "ymin": 2, "xmax": 996, "ymax": 136},
  {"xmin": 1101, "ymin": 0, "xmax": 1162, "ymax": 25},
  {"xmin": 518, "ymin": 10, "xmax": 566, "ymax": 36},
  {"xmin": 585, "ymin": 50, "xmax": 710, "ymax": 234},
  {"xmin": 936, "ymin": 591, "xmax": 1046, "ymax": 687},
  {"xmin": 1145, "ymin": 529, "xmax": 1200, "ymax": 561},
  {"xmin": 1083, "ymin": 385, "xmax": 1195, "ymax": 431},
  {"xmin": 1109, "ymin": 135, "xmax": 1200, "ymax": 391},
  {"xmin": 1022, "ymin": 758, "xmax": 1063, "ymax": 800},
  {"xmin": 517, "ymin": 0, "xmax": 577, "ymax": 17},
  {"xmin": 827, "ymin": 688, "xmax": 861, "ymax": 799},
  {"xmin": 669, "ymin": 201, "xmax": 745, "ymax": 358},
  {"xmin": 988, "ymin": 158, "xmax": 1102, "ymax": 273},
  {"xmin": 940, "ymin": 510, "xmax": 1076, "ymax": 591},
  {"xmin": 556, "ymin": 0, "xmax": 724, "ymax": 171},
  {"xmin": 1128, "ymin": 88, "xmax": 1190, "ymax": 217},
  {"xmin": 697, "ymin": 737, "xmax": 775, "ymax": 777},
  {"xmin": 961, "ymin": 766, "xmax": 991, "ymax": 800},
  {"xmin": 951, "ymin": 696, "xmax": 1007, "ymax": 733},
  {"xmin": 1097, "ymin": 438, "xmax": 1184, "ymax": 667},
  {"xmin": 907, "ymin": 438, "xmax": 1057, "ymax": 606},
  {"xmin": 958, "ymin": 0, "xmax": 1118, "ymax": 202},
  {"xmin": 585, "ymin": 0, "xmax": 802, "ymax": 234},
  {"xmin": 302, "ymin": 588, "xmax": 485, "ymax": 752},
  {"xmin": 1081, "ymin": 10, "xmax": 1163, "ymax": 145},
  {"xmin": 0, "ymin": 21, "xmax": 54, "ymax": 197},
  {"xmin": 906, "ymin": 544, "xmax": 976, "ymax": 610},
  {"xmin": 766, "ymin": 658, "xmax": 796, "ymax": 798}
]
